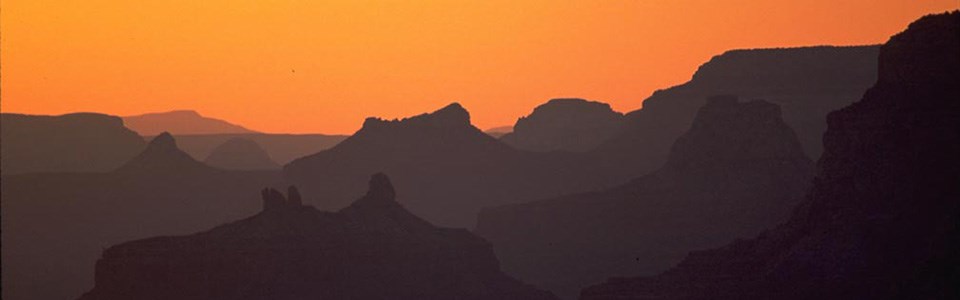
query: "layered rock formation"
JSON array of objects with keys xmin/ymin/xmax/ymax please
[
  {"xmin": 284, "ymin": 103, "xmax": 606, "ymax": 228},
  {"xmin": 581, "ymin": 11, "xmax": 960, "ymax": 300},
  {"xmin": 1, "ymin": 113, "xmax": 146, "ymax": 174},
  {"xmin": 78, "ymin": 174, "xmax": 557, "ymax": 300},
  {"xmin": 476, "ymin": 96, "xmax": 813, "ymax": 299},
  {"xmin": 204, "ymin": 138, "xmax": 280, "ymax": 170},
  {"xmin": 595, "ymin": 45, "xmax": 879, "ymax": 178},
  {"xmin": 501, "ymin": 98, "xmax": 625, "ymax": 152},
  {"xmin": 123, "ymin": 110, "xmax": 257, "ymax": 136}
]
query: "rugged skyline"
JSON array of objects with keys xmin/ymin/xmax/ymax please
[
  {"xmin": 3, "ymin": 1, "xmax": 957, "ymax": 134},
  {"xmin": 2, "ymin": 5, "xmax": 958, "ymax": 300}
]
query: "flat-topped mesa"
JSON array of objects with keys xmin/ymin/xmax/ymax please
[
  {"xmin": 665, "ymin": 94, "xmax": 806, "ymax": 170},
  {"xmin": 688, "ymin": 45, "xmax": 880, "ymax": 91},
  {"xmin": 501, "ymin": 98, "xmax": 625, "ymax": 152},
  {"xmin": 0, "ymin": 112, "xmax": 147, "ymax": 174},
  {"xmin": 122, "ymin": 110, "xmax": 257, "ymax": 136},
  {"xmin": 261, "ymin": 186, "xmax": 304, "ymax": 212},
  {"xmin": 360, "ymin": 102, "xmax": 473, "ymax": 131}
]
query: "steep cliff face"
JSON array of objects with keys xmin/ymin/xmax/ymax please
[
  {"xmin": 595, "ymin": 45, "xmax": 878, "ymax": 178},
  {"xmin": 204, "ymin": 138, "xmax": 280, "ymax": 170},
  {"xmin": 476, "ymin": 96, "xmax": 813, "ymax": 299},
  {"xmin": 581, "ymin": 11, "xmax": 960, "ymax": 300},
  {"xmin": 1, "ymin": 113, "xmax": 146, "ymax": 174},
  {"xmin": 501, "ymin": 98, "xmax": 625, "ymax": 152},
  {"xmin": 78, "ymin": 174, "xmax": 557, "ymax": 300}
]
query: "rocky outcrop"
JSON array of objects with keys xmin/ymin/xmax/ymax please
[
  {"xmin": 1, "ymin": 112, "xmax": 146, "ymax": 174},
  {"xmin": 123, "ymin": 110, "xmax": 257, "ymax": 136},
  {"xmin": 116, "ymin": 132, "xmax": 214, "ymax": 174},
  {"xmin": 476, "ymin": 95, "xmax": 813, "ymax": 299},
  {"xmin": 581, "ymin": 11, "xmax": 960, "ymax": 300},
  {"xmin": 204, "ymin": 138, "xmax": 280, "ymax": 170},
  {"xmin": 284, "ymin": 103, "xmax": 607, "ymax": 228},
  {"xmin": 261, "ymin": 186, "xmax": 303, "ymax": 211},
  {"xmin": 78, "ymin": 174, "xmax": 557, "ymax": 300},
  {"xmin": 501, "ymin": 99, "xmax": 625, "ymax": 152},
  {"xmin": 594, "ymin": 45, "xmax": 879, "ymax": 178}
]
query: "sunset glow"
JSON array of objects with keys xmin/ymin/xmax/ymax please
[{"xmin": 2, "ymin": 0, "xmax": 957, "ymax": 134}]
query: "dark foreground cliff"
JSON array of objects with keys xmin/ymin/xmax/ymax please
[
  {"xmin": 78, "ymin": 174, "xmax": 557, "ymax": 300},
  {"xmin": 477, "ymin": 96, "xmax": 813, "ymax": 299},
  {"xmin": 581, "ymin": 11, "xmax": 960, "ymax": 300}
]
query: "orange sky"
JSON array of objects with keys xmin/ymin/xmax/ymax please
[{"xmin": 2, "ymin": 1, "xmax": 957, "ymax": 134}]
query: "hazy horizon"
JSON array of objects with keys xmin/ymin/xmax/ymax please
[{"xmin": 2, "ymin": 1, "xmax": 957, "ymax": 134}]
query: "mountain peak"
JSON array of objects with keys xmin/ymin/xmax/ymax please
[
  {"xmin": 666, "ymin": 95, "xmax": 807, "ymax": 169},
  {"xmin": 365, "ymin": 172, "xmax": 396, "ymax": 201},
  {"xmin": 359, "ymin": 102, "xmax": 473, "ymax": 131},
  {"xmin": 116, "ymin": 132, "xmax": 212, "ymax": 173},
  {"xmin": 501, "ymin": 98, "xmax": 625, "ymax": 152},
  {"xmin": 429, "ymin": 102, "xmax": 471, "ymax": 126},
  {"xmin": 149, "ymin": 132, "xmax": 177, "ymax": 148}
]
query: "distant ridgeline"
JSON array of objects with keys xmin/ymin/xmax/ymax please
[
  {"xmin": 122, "ymin": 110, "xmax": 258, "ymax": 136},
  {"xmin": 284, "ymin": 45, "xmax": 878, "ymax": 229},
  {"xmin": 1, "ymin": 19, "xmax": 906, "ymax": 300}
]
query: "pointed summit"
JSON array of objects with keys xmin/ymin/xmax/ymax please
[
  {"xmin": 340, "ymin": 173, "xmax": 436, "ymax": 232},
  {"xmin": 430, "ymin": 102, "xmax": 471, "ymax": 126},
  {"xmin": 149, "ymin": 132, "xmax": 177, "ymax": 149},
  {"xmin": 365, "ymin": 172, "xmax": 396, "ymax": 201},
  {"xmin": 116, "ymin": 132, "xmax": 213, "ymax": 173}
]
